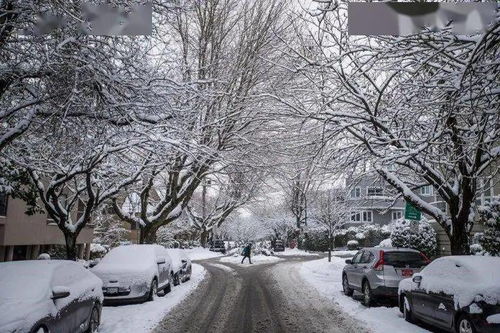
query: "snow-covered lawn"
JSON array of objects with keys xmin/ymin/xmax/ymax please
[
  {"xmin": 99, "ymin": 264, "xmax": 206, "ymax": 333},
  {"xmin": 220, "ymin": 254, "xmax": 283, "ymax": 265},
  {"xmin": 181, "ymin": 247, "xmax": 225, "ymax": 260},
  {"xmin": 299, "ymin": 258, "xmax": 430, "ymax": 333},
  {"xmin": 276, "ymin": 248, "xmax": 319, "ymax": 256},
  {"xmin": 330, "ymin": 250, "xmax": 358, "ymax": 257}
]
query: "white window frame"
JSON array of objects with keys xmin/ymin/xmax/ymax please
[
  {"xmin": 350, "ymin": 211, "xmax": 361, "ymax": 222},
  {"xmin": 366, "ymin": 187, "xmax": 383, "ymax": 197},
  {"xmin": 351, "ymin": 210, "xmax": 372, "ymax": 223},
  {"xmin": 392, "ymin": 210, "xmax": 403, "ymax": 222},
  {"xmin": 420, "ymin": 185, "xmax": 433, "ymax": 196},
  {"xmin": 479, "ymin": 178, "xmax": 493, "ymax": 205},
  {"xmin": 362, "ymin": 211, "xmax": 373, "ymax": 222},
  {"xmin": 350, "ymin": 187, "xmax": 361, "ymax": 199}
]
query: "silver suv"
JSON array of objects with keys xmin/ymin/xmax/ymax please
[{"xmin": 342, "ymin": 247, "xmax": 430, "ymax": 307}]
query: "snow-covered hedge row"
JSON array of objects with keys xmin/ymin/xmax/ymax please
[
  {"xmin": 390, "ymin": 218, "xmax": 437, "ymax": 257},
  {"xmin": 333, "ymin": 224, "xmax": 391, "ymax": 248}
]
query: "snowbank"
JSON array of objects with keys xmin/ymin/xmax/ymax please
[
  {"xmin": 299, "ymin": 258, "xmax": 430, "ymax": 333},
  {"xmin": 219, "ymin": 254, "xmax": 283, "ymax": 265},
  {"xmin": 182, "ymin": 247, "xmax": 225, "ymax": 261},
  {"xmin": 377, "ymin": 238, "xmax": 392, "ymax": 247},
  {"xmin": 331, "ymin": 250, "xmax": 358, "ymax": 257},
  {"xmin": 275, "ymin": 248, "xmax": 319, "ymax": 256},
  {"xmin": 99, "ymin": 264, "xmax": 206, "ymax": 333},
  {"xmin": 399, "ymin": 256, "xmax": 500, "ymax": 309}
]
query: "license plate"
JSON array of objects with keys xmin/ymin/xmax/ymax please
[
  {"xmin": 402, "ymin": 269, "xmax": 413, "ymax": 277},
  {"xmin": 107, "ymin": 287, "xmax": 118, "ymax": 294}
]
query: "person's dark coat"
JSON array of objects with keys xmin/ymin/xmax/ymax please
[{"xmin": 242, "ymin": 245, "xmax": 251, "ymax": 256}]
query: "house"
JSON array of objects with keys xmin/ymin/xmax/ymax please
[{"xmin": 0, "ymin": 192, "xmax": 94, "ymax": 262}]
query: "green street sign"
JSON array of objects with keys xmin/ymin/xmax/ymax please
[{"xmin": 405, "ymin": 202, "xmax": 421, "ymax": 221}]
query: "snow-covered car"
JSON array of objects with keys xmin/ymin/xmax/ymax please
[
  {"xmin": 273, "ymin": 240, "xmax": 285, "ymax": 252},
  {"xmin": 165, "ymin": 249, "xmax": 192, "ymax": 285},
  {"xmin": 91, "ymin": 244, "xmax": 173, "ymax": 304},
  {"xmin": 0, "ymin": 260, "xmax": 103, "ymax": 333},
  {"xmin": 209, "ymin": 240, "xmax": 226, "ymax": 253},
  {"xmin": 399, "ymin": 256, "xmax": 500, "ymax": 333}
]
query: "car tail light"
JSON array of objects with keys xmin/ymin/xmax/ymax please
[
  {"xmin": 373, "ymin": 250, "xmax": 385, "ymax": 271},
  {"xmin": 420, "ymin": 252, "xmax": 431, "ymax": 264}
]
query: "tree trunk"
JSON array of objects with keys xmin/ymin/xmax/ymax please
[
  {"xmin": 328, "ymin": 235, "xmax": 332, "ymax": 262},
  {"xmin": 200, "ymin": 230, "xmax": 209, "ymax": 248},
  {"xmin": 449, "ymin": 219, "xmax": 471, "ymax": 255},
  {"xmin": 64, "ymin": 232, "xmax": 78, "ymax": 261},
  {"xmin": 140, "ymin": 225, "xmax": 157, "ymax": 244}
]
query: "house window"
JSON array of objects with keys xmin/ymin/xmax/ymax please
[
  {"xmin": 478, "ymin": 178, "xmax": 493, "ymax": 205},
  {"xmin": 420, "ymin": 185, "xmax": 433, "ymax": 196},
  {"xmin": 362, "ymin": 211, "xmax": 372, "ymax": 222},
  {"xmin": 350, "ymin": 211, "xmax": 361, "ymax": 222},
  {"xmin": 351, "ymin": 210, "xmax": 372, "ymax": 223},
  {"xmin": 0, "ymin": 191, "xmax": 8, "ymax": 217},
  {"xmin": 367, "ymin": 187, "xmax": 383, "ymax": 197},
  {"xmin": 392, "ymin": 211, "xmax": 403, "ymax": 222},
  {"xmin": 350, "ymin": 187, "xmax": 361, "ymax": 198}
]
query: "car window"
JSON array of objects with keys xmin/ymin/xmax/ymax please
[
  {"xmin": 384, "ymin": 251, "xmax": 427, "ymax": 267},
  {"xmin": 360, "ymin": 251, "xmax": 373, "ymax": 264},
  {"xmin": 52, "ymin": 263, "xmax": 86, "ymax": 288},
  {"xmin": 351, "ymin": 251, "xmax": 363, "ymax": 264}
]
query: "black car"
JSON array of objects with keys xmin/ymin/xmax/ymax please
[
  {"xmin": 0, "ymin": 260, "xmax": 103, "ymax": 333},
  {"xmin": 274, "ymin": 240, "xmax": 285, "ymax": 252},
  {"xmin": 399, "ymin": 256, "xmax": 500, "ymax": 333},
  {"xmin": 209, "ymin": 240, "xmax": 226, "ymax": 254}
]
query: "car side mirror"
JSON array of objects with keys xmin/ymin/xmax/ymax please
[
  {"xmin": 157, "ymin": 258, "xmax": 166, "ymax": 265},
  {"xmin": 52, "ymin": 286, "xmax": 70, "ymax": 300},
  {"xmin": 345, "ymin": 259, "xmax": 352, "ymax": 265},
  {"xmin": 412, "ymin": 275, "xmax": 422, "ymax": 284}
]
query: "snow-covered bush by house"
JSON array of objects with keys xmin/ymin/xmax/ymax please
[
  {"xmin": 90, "ymin": 243, "xmax": 108, "ymax": 259},
  {"xmin": 347, "ymin": 240, "xmax": 359, "ymax": 250},
  {"xmin": 478, "ymin": 196, "xmax": 500, "ymax": 256},
  {"xmin": 333, "ymin": 224, "xmax": 391, "ymax": 248},
  {"xmin": 390, "ymin": 218, "xmax": 437, "ymax": 257}
]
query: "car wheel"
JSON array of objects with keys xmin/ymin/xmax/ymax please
[
  {"xmin": 148, "ymin": 279, "xmax": 158, "ymax": 301},
  {"xmin": 86, "ymin": 305, "xmax": 100, "ymax": 333},
  {"xmin": 457, "ymin": 314, "xmax": 476, "ymax": 333},
  {"xmin": 362, "ymin": 281, "xmax": 373, "ymax": 307},
  {"xmin": 34, "ymin": 326, "xmax": 48, "ymax": 333},
  {"xmin": 342, "ymin": 274, "xmax": 354, "ymax": 296},
  {"xmin": 403, "ymin": 296, "xmax": 414, "ymax": 323}
]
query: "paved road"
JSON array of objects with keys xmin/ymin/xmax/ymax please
[{"xmin": 154, "ymin": 256, "xmax": 367, "ymax": 333}]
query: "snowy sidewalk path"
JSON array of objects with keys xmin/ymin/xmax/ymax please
[
  {"xmin": 154, "ymin": 255, "xmax": 367, "ymax": 333},
  {"xmin": 99, "ymin": 264, "xmax": 206, "ymax": 333},
  {"xmin": 299, "ymin": 257, "xmax": 433, "ymax": 333}
]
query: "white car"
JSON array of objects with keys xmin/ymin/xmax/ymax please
[
  {"xmin": 165, "ymin": 249, "xmax": 192, "ymax": 285},
  {"xmin": 0, "ymin": 260, "xmax": 103, "ymax": 333},
  {"xmin": 92, "ymin": 244, "xmax": 173, "ymax": 304}
]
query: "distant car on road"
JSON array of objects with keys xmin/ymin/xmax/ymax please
[
  {"xmin": 274, "ymin": 240, "xmax": 285, "ymax": 252},
  {"xmin": 209, "ymin": 240, "xmax": 226, "ymax": 254},
  {"xmin": 165, "ymin": 249, "xmax": 192, "ymax": 285},
  {"xmin": 399, "ymin": 256, "xmax": 500, "ymax": 333},
  {"xmin": 0, "ymin": 260, "xmax": 103, "ymax": 333},
  {"xmin": 342, "ymin": 247, "xmax": 430, "ymax": 306},
  {"xmin": 92, "ymin": 244, "xmax": 173, "ymax": 304}
]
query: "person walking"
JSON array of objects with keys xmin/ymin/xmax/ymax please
[{"xmin": 241, "ymin": 243, "xmax": 252, "ymax": 264}]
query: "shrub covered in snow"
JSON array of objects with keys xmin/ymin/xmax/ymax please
[
  {"xmin": 347, "ymin": 240, "xmax": 359, "ymax": 250},
  {"xmin": 378, "ymin": 238, "xmax": 392, "ymax": 247},
  {"xmin": 390, "ymin": 218, "xmax": 437, "ymax": 257},
  {"xmin": 334, "ymin": 224, "xmax": 391, "ymax": 247},
  {"xmin": 301, "ymin": 230, "xmax": 329, "ymax": 251},
  {"xmin": 90, "ymin": 243, "xmax": 107, "ymax": 259},
  {"xmin": 478, "ymin": 196, "xmax": 500, "ymax": 256}
]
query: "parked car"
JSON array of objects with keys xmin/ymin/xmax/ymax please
[
  {"xmin": 0, "ymin": 260, "xmax": 103, "ymax": 333},
  {"xmin": 165, "ymin": 249, "xmax": 192, "ymax": 285},
  {"xmin": 342, "ymin": 247, "xmax": 430, "ymax": 306},
  {"xmin": 399, "ymin": 256, "xmax": 500, "ymax": 333},
  {"xmin": 274, "ymin": 240, "xmax": 285, "ymax": 252},
  {"xmin": 209, "ymin": 240, "xmax": 226, "ymax": 253},
  {"xmin": 92, "ymin": 244, "xmax": 173, "ymax": 304}
]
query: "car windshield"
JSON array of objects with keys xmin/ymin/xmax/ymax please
[
  {"xmin": 100, "ymin": 246, "xmax": 154, "ymax": 266},
  {"xmin": 384, "ymin": 251, "xmax": 426, "ymax": 267},
  {"xmin": 0, "ymin": 263, "xmax": 52, "ymax": 302}
]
